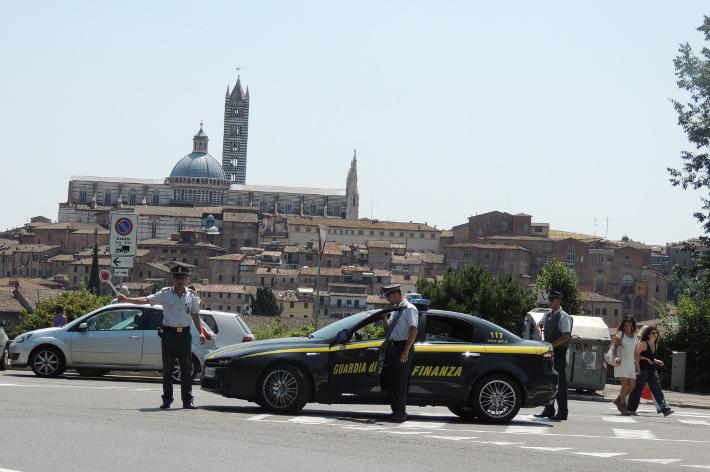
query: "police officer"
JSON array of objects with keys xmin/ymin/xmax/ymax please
[
  {"xmin": 382, "ymin": 284, "xmax": 418, "ymax": 423},
  {"xmin": 534, "ymin": 290, "xmax": 571, "ymax": 421},
  {"xmin": 118, "ymin": 264, "xmax": 205, "ymax": 409}
]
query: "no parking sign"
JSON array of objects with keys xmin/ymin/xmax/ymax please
[{"xmin": 109, "ymin": 213, "xmax": 137, "ymax": 257}]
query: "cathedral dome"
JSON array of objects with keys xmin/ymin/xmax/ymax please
[{"xmin": 169, "ymin": 152, "xmax": 227, "ymax": 181}]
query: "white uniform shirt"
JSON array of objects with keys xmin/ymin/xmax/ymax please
[
  {"xmin": 388, "ymin": 299, "xmax": 419, "ymax": 341},
  {"xmin": 147, "ymin": 287, "xmax": 200, "ymax": 327}
]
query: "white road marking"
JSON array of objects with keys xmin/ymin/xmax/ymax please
[
  {"xmin": 682, "ymin": 466, "xmax": 710, "ymax": 469},
  {"xmin": 289, "ymin": 416, "xmax": 334, "ymax": 424},
  {"xmin": 613, "ymin": 429, "xmax": 657, "ymax": 440},
  {"xmin": 575, "ymin": 452, "xmax": 627, "ymax": 458},
  {"xmin": 426, "ymin": 435, "xmax": 478, "ymax": 441},
  {"xmin": 520, "ymin": 446, "xmax": 571, "ymax": 452},
  {"xmin": 0, "ymin": 467, "xmax": 25, "ymax": 472},
  {"xmin": 246, "ymin": 414, "xmax": 271, "ymax": 421},
  {"xmin": 478, "ymin": 441, "xmax": 525, "ymax": 446},
  {"xmin": 341, "ymin": 426, "xmax": 387, "ymax": 431},
  {"xmin": 0, "ymin": 382, "xmax": 160, "ymax": 392},
  {"xmin": 602, "ymin": 416, "xmax": 637, "ymax": 423},
  {"xmin": 627, "ymin": 459, "xmax": 681, "ymax": 465},
  {"xmin": 397, "ymin": 421, "xmax": 445, "ymax": 429},
  {"xmin": 678, "ymin": 419, "xmax": 710, "ymax": 426},
  {"xmin": 382, "ymin": 431, "xmax": 432, "ymax": 435},
  {"xmin": 505, "ymin": 426, "xmax": 548, "ymax": 435}
]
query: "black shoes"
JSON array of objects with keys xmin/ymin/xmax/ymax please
[
  {"xmin": 550, "ymin": 412, "xmax": 568, "ymax": 421},
  {"xmin": 159, "ymin": 402, "xmax": 171, "ymax": 409},
  {"xmin": 662, "ymin": 409, "xmax": 674, "ymax": 417},
  {"xmin": 534, "ymin": 410, "xmax": 555, "ymax": 419},
  {"xmin": 183, "ymin": 402, "xmax": 197, "ymax": 410},
  {"xmin": 387, "ymin": 413, "xmax": 407, "ymax": 423}
]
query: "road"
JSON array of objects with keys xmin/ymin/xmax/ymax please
[{"xmin": 1, "ymin": 370, "xmax": 709, "ymax": 472}]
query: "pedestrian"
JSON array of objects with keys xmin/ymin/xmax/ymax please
[
  {"xmin": 611, "ymin": 315, "xmax": 638, "ymax": 415},
  {"xmin": 118, "ymin": 264, "xmax": 205, "ymax": 410},
  {"xmin": 627, "ymin": 325, "xmax": 673, "ymax": 417},
  {"xmin": 381, "ymin": 284, "xmax": 418, "ymax": 423},
  {"xmin": 52, "ymin": 305, "xmax": 67, "ymax": 327},
  {"xmin": 534, "ymin": 290, "xmax": 572, "ymax": 421}
]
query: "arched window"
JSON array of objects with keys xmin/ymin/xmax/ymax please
[
  {"xmin": 79, "ymin": 189, "xmax": 88, "ymax": 205},
  {"xmin": 104, "ymin": 191, "xmax": 112, "ymax": 206},
  {"xmin": 128, "ymin": 190, "xmax": 137, "ymax": 206},
  {"xmin": 566, "ymin": 246, "xmax": 576, "ymax": 265},
  {"xmin": 620, "ymin": 274, "xmax": 634, "ymax": 294},
  {"xmin": 151, "ymin": 191, "xmax": 160, "ymax": 206}
]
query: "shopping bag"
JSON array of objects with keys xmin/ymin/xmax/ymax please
[
  {"xmin": 603, "ymin": 345, "xmax": 616, "ymax": 366},
  {"xmin": 641, "ymin": 385, "xmax": 653, "ymax": 400}
]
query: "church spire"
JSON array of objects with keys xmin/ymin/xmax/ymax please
[
  {"xmin": 346, "ymin": 149, "xmax": 359, "ymax": 219},
  {"xmin": 231, "ymin": 75, "xmax": 244, "ymax": 99}
]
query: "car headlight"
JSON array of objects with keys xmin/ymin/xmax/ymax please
[
  {"xmin": 217, "ymin": 358, "xmax": 230, "ymax": 367},
  {"xmin": 14, "ymin": 333, "xmax": 33, "ymax": 343}
]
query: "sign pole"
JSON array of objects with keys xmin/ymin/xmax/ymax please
[
  {"xmin": 313, "ymin": 225, "xmax": 329, "ymax": 330},
  {"xmin": 100, "ymin": 270, "xmax": 119, "ymax": 296}
]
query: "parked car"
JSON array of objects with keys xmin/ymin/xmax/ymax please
[
  {"xmin": 198, "ymin": 310, "xmax": 254, "ymax": 349},
  {"xmin": 0, "ymin": 320, "xmax": 9, "ymax": 370},
  {"xmin": 202, "ymin": 308, "xmax": 557, "ymax": 424},
  {"xmin": 9, "ymin": 303, "xmax": 216, "ymax": 381}
]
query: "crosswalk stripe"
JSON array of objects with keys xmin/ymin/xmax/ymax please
[
  {"xmin": 246, "ymin": 414, "xmax": 271, "ymax": 421},
  {"xmin": 682, "ymin": 466, "xmax": 710, "ymax": 469},
  {"xmin": 382, "ymin": 430, "xmax": 432, "ymax": 435},
  {"xmin": 613, "ymin": 429, "xmax": 657, "ymax": 440},
  {"xmin": 575, "ymin": 452, "xmax": 627, "ymax": 458},
  {"xmin": 627, "ymin": 459, "xmax": 681, "ymax": 465},
  {"xmin": 602, "ymin": 416, "xmax": 637, "ymax": 423},
  {"xmin": 398, "ymin": 421, "xmax": 446, "ymax": 429},
  {"xmin": 520, "ymin": 446, "xmax": 571, "ymax": 452},
  {"xmin": 678, "ymin": 419, "xmax": 710, "ymax": 426},
  {"xmin": 505, "ymin": 426, "xmax": 548, "ymax": 435},
  {"xmin": 426, "ymin": 435, "xmax": 479, "ymax": 441},
  {"xmin": 288, "ymin": 416, "xmax": 333, "ymax": 424}
]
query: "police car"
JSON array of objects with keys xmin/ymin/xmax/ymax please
[{"xmin": 201, "ymin": 308, "xmax": 557, "ymax": 424}]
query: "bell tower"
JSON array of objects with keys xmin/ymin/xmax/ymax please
[{"xmin": 222, "ymin": 76, "xmax": 250, "ymax": 184}]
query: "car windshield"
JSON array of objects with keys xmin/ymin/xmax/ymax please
[{"xmin": 309, "ymin": 311, "xmax": 374, "ymax": 339}]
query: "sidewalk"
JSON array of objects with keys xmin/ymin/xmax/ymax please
[{"xmin": 569, "ymin": 383, "xmax": 710, "ymax": 410}]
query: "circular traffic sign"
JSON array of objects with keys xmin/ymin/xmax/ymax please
[
  {"xmin": 115, "ymin": 217, "xmax": 134, "ymax": 236},
  {"xmin": 99, "ymin": 270, "xmax": 112, "ymax": 282}
]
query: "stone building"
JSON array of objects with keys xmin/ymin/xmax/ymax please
[
  {"xmin": 222, "ymin": 78, "xmax": 250, "ymax": 184},
  {"xmin": 445, "ymin": 242, "xmax": 530, "ymax": 281}
]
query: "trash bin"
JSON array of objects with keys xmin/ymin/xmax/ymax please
[{"xmin": 671, "ymin": 351, "xmax": 687, "ymax": 392}]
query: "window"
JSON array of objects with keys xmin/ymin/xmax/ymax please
[
  {"xmin": 566, "ymin": 246, "xmax": 575, "ymax": 265},
  {"xmin": 620, "ymin": 274, "xmax": 634, "ymax": 294},
  {"xmin": 424, "ymin": 315, "xmax": 476, "ymax": 343},
  {"xmin": 290, "ymin": 302, "xmax": 295, "ymax": 308},
  {"xmin": 151, "ymin": 191, "xmax": 160, "ymax": 206},
  {"xmin": 85, "ymin": 309, "xmax": 143, "ymax": 331},
  {"xmin": 104, "ymin": 192, "xmax": 112, "ymax": 206},
  {"xmin": 129, "ymin": 191, "xmax": 137, "ymax": 206},
  {"xmin": 370, "ymin": 231, "xmax": 374, "ymax": 236},
  {"xmin": 594, "ymin": 308, "xmax": 601, "ymax": 316},
  {"xmin": 199, "ymin": 314, "xmax": 219, "ymax": 333},
  {"xmin": 602, "ymin": 308, "xmax": 607, "ymax": 316},
  {"xmin": 463, "ymin": 250, "xmax": 471, "ymax": 259},
  {"xmin": 79, "ymin": 189, "xmax": 88, "ymax": 204}
]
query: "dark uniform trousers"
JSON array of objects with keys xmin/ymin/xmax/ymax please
[
  {"xmin": 546, "ymin": 346, "xmax": 568, "ymax": 416},
  {"xmin": 161, "ymin": 328, "xmax": 193, "ymax": 405},
  {"xmin": 385, "ymin": 341, "xmax": 414, "ymax": 418}
]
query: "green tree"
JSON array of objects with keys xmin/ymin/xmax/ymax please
[
  {"xmin": 14, "ymin": 289, "xmax": 112, "ymax": 336},
  {"xmin": 252, "ymin": 287, "xmax": 282, "ymax": 316},
  {"xmin": 668, "ymin": 16, "xmax": 710, "ymax": 300},
  {"xmin": 416, "ymin": 265, "xmax": 534, "ymax": 334},
  {"xmin": 87, "ymin": 243, "xmax": 101, "ymax": 295},
  {"xmin": 534, "ymin": 260, "xmax": 584, "ymax": 316},
  {"xmin": 657, "ymin": 296, "xmax": 710, "ymax": 392}
]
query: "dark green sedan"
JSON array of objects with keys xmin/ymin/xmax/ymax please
[{"xmin": 201, "ymin": 308, "xmax": 557, "ymax": 424}]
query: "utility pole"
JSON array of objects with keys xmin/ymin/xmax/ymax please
[{"xmin": 313, "ymin": 225, "xmax": 329, "ymax": 329}]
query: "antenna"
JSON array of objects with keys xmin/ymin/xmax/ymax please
[
  {"xmin": 594, "ymin": 217, "xmax": 598, "ymax": 238},
  {"xmin": 606, "ymin": 217, "xmax": 609, "ymax": 240}
]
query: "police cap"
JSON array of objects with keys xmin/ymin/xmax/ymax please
[
  {"xmin": 170, "ymin": 264, "xmax": 190, "ymax": 277},
  {"xmin": 382, "ymin": 284, "xmax": 401, "ymax": 296},
  {"xmin": 548, "ymin": 290, "xmax": 563, "ymax": 300}
]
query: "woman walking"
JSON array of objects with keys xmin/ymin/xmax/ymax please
[
  {"xmin": 612, "ymin": 316, "xmax": 638, "ymax": 415},
  {"xmin": 627, "ymin": 325, "xmax": 673, "ymax": 416}
]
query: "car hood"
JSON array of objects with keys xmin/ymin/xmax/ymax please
[
  {"xmin": 24, "ymin": 327, "xmax": 64, "ymax": 337},
  {"xmin": 206, "ymin": 336, "xmax": 324, "ymax": 360}
]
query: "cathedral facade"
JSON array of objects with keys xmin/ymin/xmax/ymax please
[{"xmin": 59, "ymin": 77, "xmax": 359, "ymax": 227}]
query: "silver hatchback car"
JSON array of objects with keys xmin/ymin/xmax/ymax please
[{"xmin": 9, "ymin": 303, "xmax": 215, "ymax": 380}]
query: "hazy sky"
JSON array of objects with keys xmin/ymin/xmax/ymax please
[{"xmin": 1, "ymin": 1, "xmax": 707, "ymax": 245}]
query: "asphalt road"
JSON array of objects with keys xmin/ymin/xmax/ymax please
[{"xmin": 2, "ymin": 370, "xmax": 709, "ymax": 472}]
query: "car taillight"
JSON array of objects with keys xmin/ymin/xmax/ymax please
[
  {"xmin": 242, "ymin": 335, "xmax": 254, "ymax": 342},
  {"xmin": 543, "ymin": 351, "xmax": 554, "ymax": 361}
]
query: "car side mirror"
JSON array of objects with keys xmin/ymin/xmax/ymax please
[
  {"xmin": 78, "ymin": 322, "xmax": 88, "ymax": 331},
  {"xmin": 336, "ymin": 329, "xmax": 349, "ymax": 344}
]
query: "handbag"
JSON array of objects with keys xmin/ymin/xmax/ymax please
[{"xmin": 604, "ymin": 335, "xmax": 621, "ymax": 366}]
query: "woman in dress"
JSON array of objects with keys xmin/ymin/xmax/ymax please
[
  {"xmin": 627, "ymin": 325, "xmax": 673, "ymax": 416},
  {"xmin": 612, "ymin": 316, "xmax": 638, "ymax": 414}
]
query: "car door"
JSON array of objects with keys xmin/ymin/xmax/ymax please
[
  {"xmin": 139, "ymin": 309, "xmax": 164, "ymax": 369},
  {"xmin": 328, "ymin": 314, "xmax": 386, "ymax": 399},
  {"xmin": 409, "ymin": 314, "xmax": 483, "ymax": 401},
  {"xmin": 70, "ymin": 308, "xmax": 144, "ymax": 366}
]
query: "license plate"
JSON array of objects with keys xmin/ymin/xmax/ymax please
[{"xmin": 203, "ymin": 367, "xmax": 216, "ymax": 378}]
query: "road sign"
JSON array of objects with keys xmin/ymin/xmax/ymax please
[
  {"xmin": 111, "ymin": 256, "xmax": 134, "ymax": 269},
  {"xmin": 113, "ymin": 268, "xmax": 129, "ymax": 277},
  {"xmin": 109, "ymin": 213, "xmax": 138, "ymax": 257},
  {"xmin": 99, "ymin": 269, "xmax": 119, "ymax": 295}
]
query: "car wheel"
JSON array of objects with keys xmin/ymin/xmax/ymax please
[
  {"xmin": 257, "ymin": 364, "xmax": 309, "ymax": 414},
  {"xmin": 171, "ymin": 358, "xmax": 198, "ymax": 383},
  {"xmin": 471, "ymin": 374, "xmax": 521, "ymax": 424},
  {"xmin": 447, "ymin": 405, "xmax": 476, "ymax": 420},
  {"xmin": 76, "ymin": 368, "xmax": 109, "ymax": 377},
  {"xmin": 30, "ymin": 346, "xmax": 66, "ymax": 378}
]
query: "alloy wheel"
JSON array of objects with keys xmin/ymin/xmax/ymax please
[
  {"xmin": 478, "ymin": 379, "xmax": 516, "ymax": 419},
  {"xmin": 33, "ymin": 350, "xmax": 60, "ymax": 376},
  {"xmin": 262, "ymin": 369, "xmax": 299, "ymax": 409}
]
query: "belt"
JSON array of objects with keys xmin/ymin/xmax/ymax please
[
  {"xmin": 388, "ymin": 340, "xmax": 407, "ymax": 346},
  {"xmin": 162, "ymin": 326, "xmax": 190, "ymax": 332}
]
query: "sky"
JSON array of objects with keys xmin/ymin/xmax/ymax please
[{"xmin": 0, "ymin": 1, "xmax": 707, "ymax": 245}]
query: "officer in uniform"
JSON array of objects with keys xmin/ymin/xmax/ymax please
[
  {"xmin": 534, "ymin": 290, "xmax": 571, "ymax": 421},
  {"xmin": 381, "ymin": 284, "xmax": 418, "ymax": 423},
  {"xmin": 118, "ymin": 264, "xmax": 205, "ymax": 409}
]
